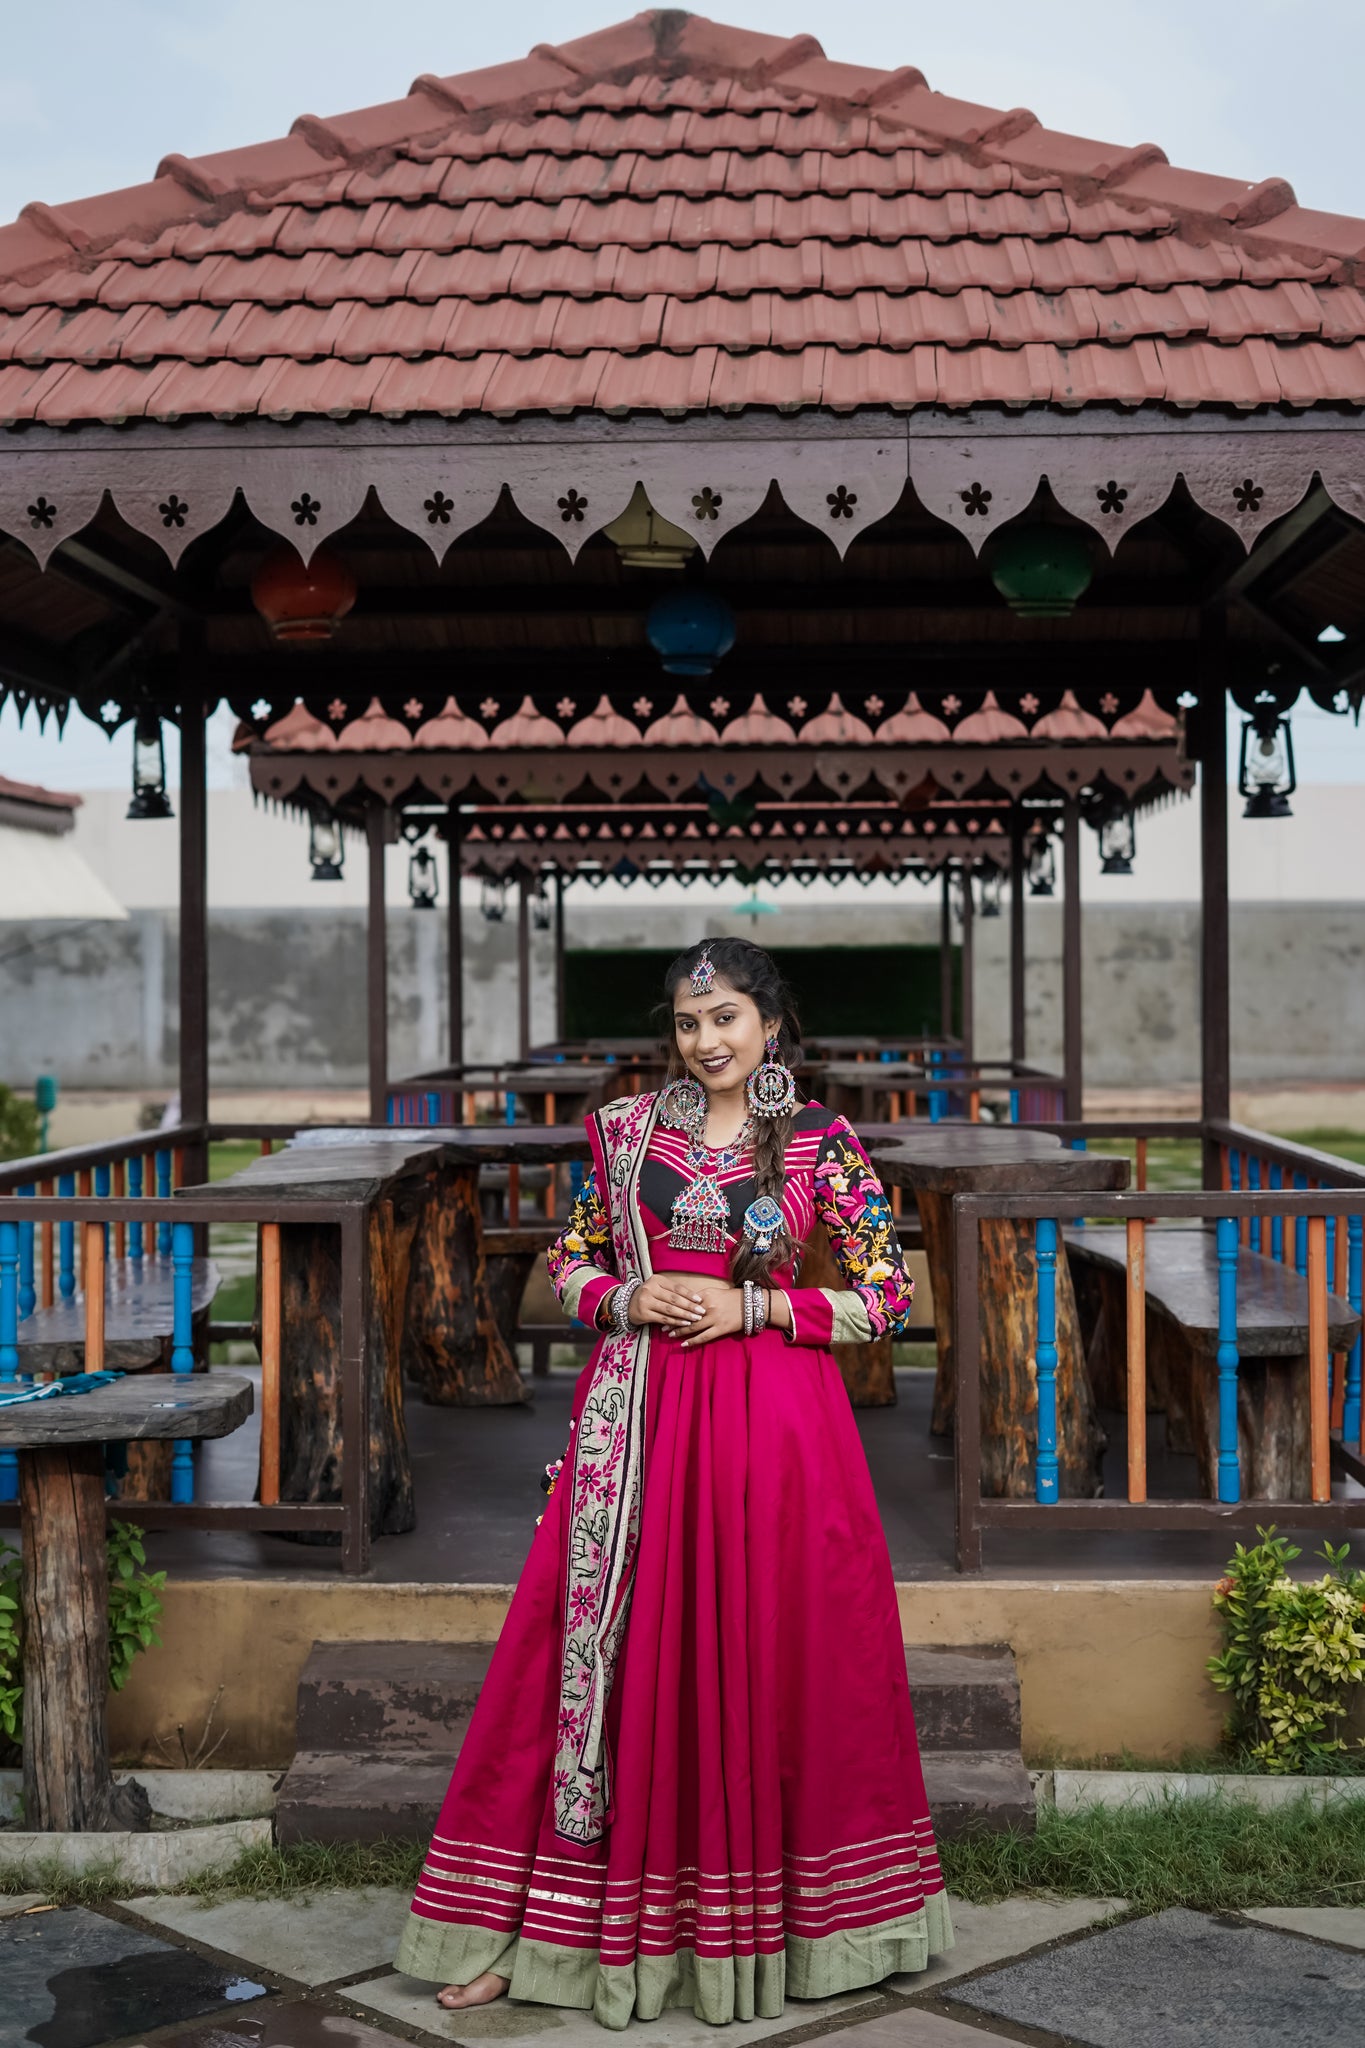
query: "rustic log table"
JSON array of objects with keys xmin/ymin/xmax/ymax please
[
  {"xmin": 868, "ymin": 1129, "xmax": 1129, "ymax": 1497},
  {"xmin": 0, "ymin": 1372, "xmax": 251, "ymax": 1832}
]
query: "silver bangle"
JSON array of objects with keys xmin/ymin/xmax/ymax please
[
  {"xmin": 610, "ymin": 1276, "xmax": 643, "ymax": 1338},
  {"xmin": 753, "ymin": 1286, "xmax": 769, "ymax": 1337}
]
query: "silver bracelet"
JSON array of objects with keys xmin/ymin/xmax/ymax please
[
  {"xmin": 741, "ymin": 1280, "xmax": 753, "ymax": 1337},
  {"xmin": 753, "ymin": 1286, "xmax": 769, "ymax": 1337},
  {"xmin": 610, "ymin": 1276, "xmax": 643, "ymax": 1338}
]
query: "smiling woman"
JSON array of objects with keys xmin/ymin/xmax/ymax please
[{"xmin": 396, "ymin": 935, "xmax": 950, "ymax": 2028}]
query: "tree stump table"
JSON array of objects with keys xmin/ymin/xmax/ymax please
[
  {"xmin": 0, "ymin": 1372, "xmax": 251, "ymax": 1832},
  {"xmin": 868, "ymin": 1129, "xmax": 1129, "ymax": 1497}
]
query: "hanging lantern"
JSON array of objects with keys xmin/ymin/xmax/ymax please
[
  {"xmin": 126, "ymin": 712, "xmax": 173, "ymax": 820},
  {"xmin": 251, "ymin": 544, "xmax": 357, "ymax": 644},
  {"xmin": 978, "ymin": 868, "xmax": 1003, "ymax": 917},
  {"xmin": 1238, "ymin": 711, "xmax": 1297, "ymax": 819},
  {"xmin": 987, "ymin": 526, "xmax": 1094, "ymax": 618},
  {"xmin": 1098, "ymin": 808, "xmax": 1137, "ymax": 875},
  {"xmin": 407, "ymin": 844, "xmax": 439, "ymax": 909},
  {"xmin": 480, "ymin": 875, "xmax": 507, "ymax": 922},
  {"xmin": 308, "ymin": 808, "xmax": 344, "ymax": 881},
  {"xmin": 645, "ymin": 590, "xmax": 737, "ymax": 676},
  {"xmin": 1027, "ymin": 836, "xmax": 1057, "ymax": 897},
  {"xmin": 531, "ymin": 885, "xmax": 553, "ymax": 931},
  {"xmin": 603, "ymin": 484, "xmax": 697, "ymax": 571}
]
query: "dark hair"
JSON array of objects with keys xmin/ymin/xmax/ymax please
[{"xmin": 659, "ymin": 936, "xmax": 803, "ymax": 1286}]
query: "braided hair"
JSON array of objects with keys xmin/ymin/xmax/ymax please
[{"xmin": 659, "ymin": 936, "xmax": 803, "ymax": 1286}]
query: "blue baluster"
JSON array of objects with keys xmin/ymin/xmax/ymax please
[
  {"xmin": 1034, "ymin": 1217, "xmax": 1059, "ymax": 1504},
  {"xmin": 1229, "ymin": 1149, "xmax": 1241, "ymax": 1192},
  {"xmin": 427, "ymin": 1092, "xmax": 440, "ymax": 1125},
  {"xmin": 1294, "ymin": 1173, "xmax": 1307, "ymax": 1276},
  {"xmin": 0, "ymin": 1220, "xmax": 19, "ymax": 1499},
  {"xmin": 1269, "ymin": 1163, "xmax": 1283, "ymax": 1263},
  {"xmin": 95, "ymin": 1162, "xmax": 110, "ymax": 1258},
  {"xmin": 1247, "ymin": 1154, "xmax": 1261, "ymax": 1253},
  {"xmin": 156, "ymin": 1149, "xmax": 172, "ymax": 1256},
  {"xmin": 57, "ymin": 1171, "xmax": 75, "ymax": 1299},
  {"xmin": 1009, "ymin": 1088, "xmax": 1020, "ymax": 1126},
  {"xmin": 170, "ymin": 1220, "xmax": 196, "ymax": 1504},
  {"xmin": 1345, "ymin": 1214, "xmax": 1363, "ymax": 1452},
  {"xmin": 386, "ymin": 1093, "xmax": 397, "ymax": 1125},
  {"xmin": 1216, "ymin": 1217, "xmax": 1241, "ymax": 1504},
  {"xmin": 17, "ymin": 1186, "xmax": 35, "ymax": 1321},
  {"xmin": 128, "ymin": 1154, "xmax": 144, "ymax": 1261},
  {"xmin": 928, "ymin": 1049, "xmax": 946, "ymax": 1123},
  {"xmin": 505, "ymin": 1090, "xmax": 518, "ymax": 1128}
]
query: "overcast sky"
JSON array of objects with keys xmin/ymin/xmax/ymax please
[{"xmin": 3, "ymin": 2, "xmax": 1365, "ymax": 788}]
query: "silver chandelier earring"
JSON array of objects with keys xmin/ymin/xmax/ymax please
[
  {"xmin": 746, "ymin": 1033, "xmax": 797, "ymax": 1119},
  {"xmin": 658, "ymin": 1075, "xmax": 708, "ymax": 1139}
]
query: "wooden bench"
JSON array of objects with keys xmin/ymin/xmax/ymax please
[{"xmin": 1065, "ymin": 1225, "xmax": 1360, "ymax": 1499}]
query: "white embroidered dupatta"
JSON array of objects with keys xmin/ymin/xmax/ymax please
[{"xmin": 553, "ymin": 1089, "xmax": 660, "ymax": 1845}]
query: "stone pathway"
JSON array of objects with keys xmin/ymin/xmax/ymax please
[{"xmin": 2, "ymin": 1890, "xmax": 1363, "ymax": 2048}]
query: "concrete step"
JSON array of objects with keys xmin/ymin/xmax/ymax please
[
  {"xmin": 276, "ymin": 1750, "xmax": 452, "ymax": 1846},
  {"xmin": 293, "ymin": 1641, "xmax": 494, "ymax": 1754},
  {"xmin": 920, "ymin": 1750, "xmax": 1036, "ymax": 1838},
  {"xmin": 904, "ymin": 1643, "xmax": 1022, "ymax": 1753}
]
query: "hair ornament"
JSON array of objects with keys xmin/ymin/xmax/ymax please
[
  {"xmin": 688, "ymin": 948, "xmax": 717, "ymax": 996},
  {"xmin": 743, "ymin": 1193, "xmax": 785, "ymax": 1254}
]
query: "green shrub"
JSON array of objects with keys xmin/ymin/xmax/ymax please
[
  {"xmin": 0, "ymin": 1526, "xmax": 164, "ymax": 1753},
  {"xmin": 0, "ymin": 1085, "xmax": 40, "ymax": 1164},
  {"xmin": 1208, "ymin": 1527, "xmax": 1365, "ymax": 1773}
]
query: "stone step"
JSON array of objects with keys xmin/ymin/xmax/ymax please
[
  {"xmin": 920, "ymin": 1750, "xmax": 1036, "ymax": 1838},
  {"xmin": 293, "ymin": 1641, "xmax": 494, "ymax": 1755},
  {"xmin": 904, "ymin": 1643, "xmax": 1022, "ymax": 1754},
  {"xmin": 277, "ymin": 1750, "xmax": 452, "ymax": 1847}
]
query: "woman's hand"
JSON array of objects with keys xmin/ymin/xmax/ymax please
[
  {"xmin": 624, "ymin": 1274, "xmax": 708, "ymax": 1331},
  {"xmin": 678, "ymin": 1284, "xmax": 746, "ymax": 1348}
]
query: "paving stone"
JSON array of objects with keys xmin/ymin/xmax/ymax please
[
  {"xmin": 0, "ymin": 1892, "xmax": 49, "ymax": 1920},
  {"xmin": 885, "ymin": 1895, "xmax": 1126, "ymax": 1993},
  {"xmin": 804, "ymin": 2009, "xmax": 1017, "ymax": 2046},
  {"xmin": 0, "ymin": 1903, "xmax": 268, "ymax": 2048},
  {"xmin": 127, "ymin": 1885, "xmax": 411, "ymax": 1988},
  {"xmin": 123, "ymin": 1994, "xmax": 412, "ymax": 2047},
  {"xmin": 1245, "ymin": 1905, "xmax": 1365, "ymax": 1952},
  {"xmin": 347, "ymin": 1975, "xmax": 879, "ymax": 2044},
  {"xmin": 949, "ymin": 1905, "xmax": 1365, "ymax": 2047}
]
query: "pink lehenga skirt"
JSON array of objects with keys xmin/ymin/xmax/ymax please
[{"xmin": 396, "ymin": 1329, "xmax": 952, "ymax": 2028}]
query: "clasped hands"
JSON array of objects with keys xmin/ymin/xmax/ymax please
[{"xmin": 626, "ymin": 1272, "xmax": 744, "ymax": 1347}]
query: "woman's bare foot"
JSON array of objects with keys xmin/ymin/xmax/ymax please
[{"xmin": 436, "ymin": 1971, "xmax": 511, "ymax": 2011}]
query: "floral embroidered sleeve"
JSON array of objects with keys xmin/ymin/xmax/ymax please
[
  {"xmin": 781, "ymin": 1117, "xmax": 916, "ymax": 1347},
  {"xmin": 546, "ymin": 1167, "xmax": 619, "ymax": 1330}
]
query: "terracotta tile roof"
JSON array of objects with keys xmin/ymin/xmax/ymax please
[{"xmin": 4, "ymin": 9, "xmax": 1365, "ymax": 425}]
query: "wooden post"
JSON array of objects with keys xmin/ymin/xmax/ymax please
[
  {"xmin": 1307, "ymin": 1214, "xmax": 1330, "ymax": 1503},
  {"xmin": 939, "ymin": 864, "xmax": 954, "ymax": 1041},
  {"xmin": 83, "ymin": 1224, "xmax": 105, "ymax": 1373},
  {"xmin": 366, "ymin": 806, "xmax": 389, "ymax": 1126},
  {"xmin": 517, "ymin": 874, "xmax": 531, "ymax": 1063},
  {"xmin": 1009, "ymin": 808, "xmax": 1026, "ymax": 1067},
  {"xmin": 960, "ymin": 865, "xmax": 975, "ymax": 1065},
  {"xmin": 446, "ymin": 804, "xmax": 464, "ymax": 1071},
  {"xmin": 259, "ymin": 1222, "xmax": 281, "ymax": 1507},
  {"xmin": 179, "ymin": 687, "xmax": 210, "ymax": 1191},
  {"xmin": 1126, "ymin": 1218, "xmax": 1147, "ymax": 1502},
  {"xmin": 1200, "ymin": 637, "xmax": 1231, "ymax": 1187},
  {"xmin": 1062, "ymin": 800, "xmax": 1083, "ymax": 1123},
  {"xmin": 20, "ymin": 1445, "xmax": 118, "ymax": 1831},
  {"xmin": 554, "ymin": 870, "xmax": 567, "ymax": 1044}
]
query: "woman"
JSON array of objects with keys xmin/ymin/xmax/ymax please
[{"xmin": 396, "ymin": 937, "xmax": 952, "ymax": 2028}]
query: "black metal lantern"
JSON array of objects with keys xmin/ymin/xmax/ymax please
[
  {"xmin": 480, "ymin": 875, "xmax": 507, "ymax": 922},
  {"xmin": 308, "ymin": 809, "xmax": 344, "ymax": 881},
  {"xmin": 407, "ymin": 844, "xmax": 438, "ymax": 909},
  {"xmin": 978, "ymin": 867, "xmax": 1003, "ymax": 917},
  {"xmin": 1098, "ymin": 808, "xmax": 1137, "ymax": 875},
  {"xmin": 1238, "ymin": 710, "xmax": 1297, "ymax": 819},
  {"xmin": 1027, "ymin": 836, "xmax": 1057, "ymax": 897},
  {"xmin": 126, "ymin": 712, "xmax": 173, "ymax": 821},
  {"xmin": 531, "ymin": 885, "xmax": 553, "ymax": 932}
]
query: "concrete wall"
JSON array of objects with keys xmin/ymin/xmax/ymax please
[{"xmin": 3, "ymin": 898, "xmax": 1365, "ymax": 1091}]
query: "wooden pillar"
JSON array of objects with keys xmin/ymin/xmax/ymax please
[
  {"xmin": 178, "ymin": 691, "xmax": 209, "ymax": 1186},
  {"xmin": 1009, "ymin": 808, "xmax": 1027, "ymax": 1067},
  {"xmin": 1062, "ymin": 801, "xmax": 1083, "ymax": 1123},
  {"xmin": 1200, "ymin": 645, "xmax": 1232, "ymax": 1185},
  {"xmin": 554, "ymin": 870, "xmax": 566, "ymax": 1044},
  {"xmin": 21, "ymin": 1446, "xmax": 118, "ymax": 1831},
  {"xmin": 367, "ymin": 807, "xmax": 388, "ymax": 1125},
  {"xmin": 939, "ymin": 864, "xmax": 954, "ymax": 1041},
  {"xmin": 960, "ymin": 865, "xmax": 975, "ymax": 1064},
  {"xmin": 446, "ymin": 805, "xmax": 464, "ymax": 1070},
  {"xmin": 517, "ymin": 874, "xmax": 531, "ymax": 1063}
]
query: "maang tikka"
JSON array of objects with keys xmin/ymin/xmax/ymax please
[
  {"xmin": 746, "ymin": 1032, "xmax": 797, "ymax": 1119},
  {"xmin": 688, "ymin": 948, "xmax": 717, "ymax": 996}
]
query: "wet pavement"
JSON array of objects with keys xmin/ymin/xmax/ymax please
[{"xmin": 2, "ymin": 1891, "xmax": 1362, "ymax": 2047}]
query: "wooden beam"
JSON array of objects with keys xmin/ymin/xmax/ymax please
[
  {"xmin": 554, "ymin": 870, "xmax": 566, "ymax": 1043},
  {"xmin": 960, "ymin": 864, "xmax": 975, "ymax": 1064},
  {"xmin": 517, "ymin": 874, "xmax": 531, "ymax": 1063},
  {"xmin": 939, "ymin": 866, "xmax": 953, "ymax": 1040},
  {"xmin": 178, "ymin": 685, "xmax": 210, "ymax": 1180},
  {"xmin": 1062, "ymin": 799, "xmax": 1083, "ymax": 1122},
  {"xmin": 1200, "ymin": 627, "xmax": 1232, "ymax": 1183},
  {"xmin": 1009, "ymin": 809, "xmax": 1026, "ymax": 1066},
  {"xmin": 366, "ymin": 807, "xmax": 388, "ymax": 1126},
  {"xmin": 446, "ymin": 804, "xmax": 464, "ymax": 1070}
]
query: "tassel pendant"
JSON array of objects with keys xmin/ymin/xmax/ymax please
[{"xmin": 669, "ymin": 1175, "xmax": 730, "ymax": 1256}]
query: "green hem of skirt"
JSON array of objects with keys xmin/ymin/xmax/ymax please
[{"xmin": 394, "ymin": 1888, "xmax": 954, "ymax": 2030}]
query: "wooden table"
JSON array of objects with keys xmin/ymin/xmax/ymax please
[
  {"xmin": 868, "ymin": 1128, "xmax": 1129, "ymax": 1497},
  {"xmin": 0, "ymin": 1372, "xmax": 250, "ymax": 1832}
]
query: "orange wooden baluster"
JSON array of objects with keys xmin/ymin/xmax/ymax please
[
  {"xmin": 968, "ymin": 1089, "xmax": 981, "ymax": 1124},
  {"xmin": 1135, "ymin": 1138, "xmax": 1148, "ymax": 1193},
  {"xmin": 1127, "ymin": 1218, "xmax": 1147, "ymax": 1503},
  {"xmin": 508, "ymin": 1164, "xmax": 521, "ymax": 1227},
  {"xmin": 259, "ymin": 1223, "xmax": 282, "ymax": 1507},
  {"xmin": 173, "ymin": 1146, "xmax": 185, "ymax": 1191},
  {"xmin": 77, "ymin": 1170, "xmax": 91, "ymax": 1284},
  {"xmin": 83, "ymin": 1222, "xmax": 105, "ymax": 1375},
  {"xmin": 1307, "ymin": 1215, "xmax": 1331, "ymax": 1503},
  {"xmin": 260, "ymin": 1137, "xmax": 273, "ymax": 1157}
]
